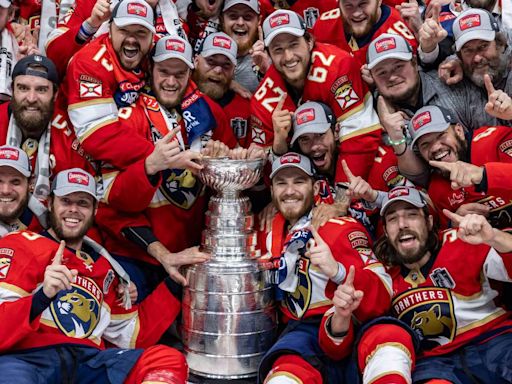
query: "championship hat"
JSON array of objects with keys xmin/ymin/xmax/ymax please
[
  {"xmin": 380, "ymin": 186, "xmax": 427, "ymax": 216},
  {"xmin": 262, "ymin": 10, "xmax": 306, "ymax": 46},
  {"xmin": 223, "ymin": 0, "xmax": 260, "ymax": 14},
  {"xmin": 0, "ymin": 146, "xmax": 31, "ymax": 177},
  {"xmin": 199, "ymin": 32, "xmax": 238, "ymax": 66},
  {"xmin": 52, "ymin": 168, "xmax": 98, "ymax": 201},
  {"xmin": 112, "ymin": 0, "xmax": 155, "ymax": 34},
  {"xmin": 367, "ymin": 33, "xmax": 413, "ymax": 69},
  {"xmin": 291, "ymin": 102, "xmax": 334, "ymax": 145},
  {"xmin": 153, "ymin": 35, "xmax": 194, "ymax": 69},
  {"xmin": 12, "ymin": 54, "xmax": 59, "ymax": 85},
  {"xmin": 409, "ymin": 105, "xmax": 457, "ymax": 149},
  {"xmin": 270, "ymin": 152, "xmax": 315, "ymax": 179},
  {"xmin": 453, "ymin": 9, "xmax": 498, "ymax": 51}
]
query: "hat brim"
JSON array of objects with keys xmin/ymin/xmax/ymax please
[
  {"xmin": 0, "ymin": 163, "xmax": 30, "ymax": 178},
  {"xmin": 455, "ymin": 30, "xmax": 495, "ymax": 51},
  {"xmin": 291, "ymin": 122, "xmax": 331, "ymax": 145},
  {"xmin": 113, "ymin": 17, "xmax": 156, "ymax": 34},
  {"xmin": 367, "ymin": 51, "xmax": 412, "ymax": 70},
  {"xmin": 223, "ymin": 0, "xmax": 259, "ymax": 14},
  {"xmin": 380, "ymin": 196, "xmax": 425, "ymax": 216},
  {"xmin": 153, "ymin": 52, "xmax": 194, "ymax": 69},
  {"xmin": 54, "ymin": 187, "xmax": 99, "ymax": 201},
  {"xmin": 264, "ymin": 28, "xmax": 304, "ymax": 47},
  {"xmin": 410, "ymin": 121, "xmax": 451, "ymax": 149},
  {"xmin": 270, "ymin": 163, "xmax": 313, "ymax": 179},
  {"xmin": 201, "ymin": 49, "xmax": 237, "ymax": 66}
]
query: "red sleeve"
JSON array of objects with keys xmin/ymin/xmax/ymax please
[
  {"xmin": 318, "ymin": 310, "xmax": 355, "ymax": 361},
  {"xmin": 65, "ymin": 44, "xmax": 154, "ymax": 169},
  {"xmin": 45, "ymin": 0, "xmax": 96, "ymax": 80}
]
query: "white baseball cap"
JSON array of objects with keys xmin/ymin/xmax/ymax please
[
  {"xmin": 223, "ymin": 0, "xmax": 259, "ymax": 14},
  {"xmin": 153, "ymin": 35, "xmax": 194, "ymax": 69},
  {"xmin": 262, "ymin": 10, "xmax": 306, "ymax": 47},
  {"xmin": 270, "ymin": 152, "xmax": 315, "ymax": 179},
  {"xmin": 112, "ymin": 0, "xmax": 156, "ymax": 34},
  {"xmin": 291, "ymin": 102, "xmax": 334, "ymax": 145},
  {"xmin": 199, "ymin": 32, "xmax": 238, "ymax": 66},
  {"xmin": 52, "ymin": 168, "xmax": 98, "ymax": 201},
  {"xmin": 0, "ymin": 146, "xmax": 31, "ymax": 177},
  {"xmin": 367, "ymin": 33, "xmax": 413, "ymax": 69},
  {"xmin": 453, "ymin": 9, "xmax": 498, "ymax": 51},
  {"xmin": 380, "ymin": 186, "xmax": 427, "ymax": 216}
]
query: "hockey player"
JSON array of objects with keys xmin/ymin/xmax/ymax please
[
  {"xmin": 250, "ymin": 9, "xmax": 382, "ymax": 183},
  {"xmin": 0, "ymin": 167, "xmax": 189, "ymax": 383},
  {"xmin": 193, "ymin": 32, "xmax": 251, "ymax": 146},
  {"xmin": 312, "ymin": 0, "xmax": 417, "ymax": 67},
  {"xmin": 320, "ymin": 185, "xmax": 512, "ymax": 383},
  {"xmin": 258, "ymin": 152, "xmax": 392, "ymax": 383},
  {"xmin": 185, "ymin": 0, "xmax": 223, "ymax": 53},
  {"xmin": 65, "ymin": 0, "xmax": 157, "ymax": 169}
]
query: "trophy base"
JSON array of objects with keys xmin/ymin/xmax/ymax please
[{"xmin": 188, "ymin": 373, "xmax": 256, "ymax": 383}]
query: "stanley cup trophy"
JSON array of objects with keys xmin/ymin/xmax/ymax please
[{"xmin": 182, "ymin": 157, "xmax": 277, "ymax": 379}]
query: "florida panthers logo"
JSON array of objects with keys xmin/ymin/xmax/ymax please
[
  {"xmin": 50, "ymin": 278, "xmax": 101, "ymax": 338},
  {"xmin": 160, "ymin": 168, "xmax": 203, "ymax": 209},
  {"xmin": 392, "ymin": 287, "xmax": 456, "ymax": 350}
]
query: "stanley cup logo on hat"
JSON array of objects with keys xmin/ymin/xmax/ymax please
[
  {"xmin": 296, "ymin": 108, "xmax": 315, "ymax": 125},
  {"xmin": 375, "ymin": 37, "xmax": 397, "ymax": 53},
  {"xmin": 0, "ymin": 148, "xmax": 19, "ymax": 160},
  {"xmin": 166, "ymin": 38, "xmax": 185, "ymax": 52},
  {"xmin": 389, "ymin": 187, "xmax": 410, "ymax": 199},
  {"xmin": 34, "ymin": 55, "xmax": 42, "ymax": 62},
  {"xmin": 459, "ymin": 14, "xmax": 481, "ymax": 30},
  {"xmin": 213, "ymin": 36, "xmax": 232, "ymax": 49},
  {"xmin": 127, "ymin": 3, "xmax": 147, "ymax": 17},
  {"xmin": 270, "ymin": 13, "xmax": 290, "ymax": 28},
  {"xmin": 280, "ymin": 153, "xmax": 301, "ymax": 164},
  {"xmin": 412, "ymin": 111, "xmax": 432, "ymax": 131},
  {"xmin": 68, "ymin": 172, "xmax": 90, "ymax": 186}
]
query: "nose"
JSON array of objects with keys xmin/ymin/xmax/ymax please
[
  {"xmin": 397, "ymin": 215, "xmax": 409, "ymax": 229},
  {"xmin": 283, "ymin": 48, "xmax": 294, "ymax": 61},
  {"xmin": 236, "ymin": 16, "xmax": 244, "ymax": 25},
  {"xmin": 26, "ymin": 88, "xmax": 38, "ymax": 104},
  {"xmin": 0, "ymin": 183, "xmax": 11, "ymax": 195}
]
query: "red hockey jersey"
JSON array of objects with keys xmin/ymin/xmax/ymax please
[
  {"xmin": 428, "ymin": 126, "xmax": 512, "ymax": 229},
  {"xmin": 312, "ymin": 5, "xmax": 417, "ymax": 68},
  {"xmin": 249, "ymin": 42, "xmax": 382, "ymax": 182},
  {"xmin": 0, "ymin": 230, "xmax": 181, "ymax": 352}
]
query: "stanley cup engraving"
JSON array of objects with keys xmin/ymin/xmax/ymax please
[{"xmin": 182, "ymin": 157, "xmax": 277, "ymax": 379}]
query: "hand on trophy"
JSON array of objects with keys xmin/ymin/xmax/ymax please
[
  {"xmin": 201, "ymin": 140, "xmax": 231, "ymax": 158},
  {"xmin": 229, "ymin": 143, "xmax": 267, "ymax": 161}
]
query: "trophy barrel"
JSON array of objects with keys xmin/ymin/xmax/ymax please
[{"xmin": 182, "ymin": 158, "xmax": 277, "ymax": 379}]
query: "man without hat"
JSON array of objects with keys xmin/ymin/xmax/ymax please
[
  {"xmin": 406, "ymin": 105, "xmax": 512, "ymax": 229},
  {"xmin": 0, "ymin": 54, "xmax": 95, "ymax": 229},
  {"xmin": 0, "ymin": 167, "xmax": 189, "ymax": 383},
  {"xmin": 257, "ymin": 152, "xmax": 391, "ymax": 383},
  {"xmin": 321, "ymin": 185, "xmax": 512, "ymax": 383},
  {"xmin": 193, "ymin": 31, "xmax": 251, "ymax": 146},
  {"xmin": 250, "ymin": 9, "xmax": 382, "ymax": 185}
]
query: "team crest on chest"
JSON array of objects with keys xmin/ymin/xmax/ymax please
[
  {"xmin": 50, "ymin": 276, "xmax": 102, "ymax": 338},
  {"xmin": 160, "ymin": 168, "xmax": 203, "ymax": 209},
  {"xmin": 230, "ymin": 118, "xmax": 248, "ymax": 140},
  {"xmin": 392, "ymin": 287, "xmax": 456, "ymax": 350}
]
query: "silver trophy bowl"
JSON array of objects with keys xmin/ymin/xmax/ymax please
[{"xmin": 182, "ymin": 157, "xmax": 277, "ymax": 379}]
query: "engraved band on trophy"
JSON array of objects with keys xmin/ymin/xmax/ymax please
[{"xmin": 182, "ymin": 157, "xmax": 277, "ymax": 379}]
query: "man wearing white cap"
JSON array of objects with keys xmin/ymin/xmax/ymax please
[
  {"xmin": 250, "ymin": 9, "xmax": 383, "ymax": 186},
  {"xmin": 95, "ymin": 35, "xmax": 232, "ymax": 299},
  {"xmin": 65, "ymin": 0, "xmax": 157, "ymax": 170},
  {"xmin": 0, "ymin": 167, "xmax": 189, "ymax": 383},
  {"xmin": 321, "ymin": 185, "xmax": 512, "ymax": 384},
  {"xmin": 193, "ymin": 32, "xmax": 251, "ymax": 146},
  {"xmin": 0, "ymin": 145, "xmax": 32, "ymax": 234},
  {"xmin": 406, "ymin": 105, "xmax": 512, "ymax": 229},
  {"xmin": 258, "ymin": 152, "xmax": 391, "ymax": 384}
]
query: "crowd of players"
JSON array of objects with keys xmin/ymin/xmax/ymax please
[{"xmin": 0, "ymin": 0, "xmax": 512, "ymax": 382}]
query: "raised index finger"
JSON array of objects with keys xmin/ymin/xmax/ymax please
[
  {"xmin": 258, "ymin": 25, "xmax": 264, "ymax": 42},
  {"xmin": 52, "ymin": 240, "xmax": 66, "ymax": 266},
  {"xmin": 442, "ymin": 208, "xmax": 464, "ymax": 225},
  {"xmin": 484, "ymin": 74, "xmax": 496, "ymax": 97},
  {"xmin": 341, "ymin": 159, "xmax": 355, "ymax": 182},
  {"xmin": 275, "ymin": 92, "xmax": 287, "ymax": 112},
  {"xmin": 428, "ymin": 2, "xmax": 441, "ymax": 22},
  {"xmin": 309, "ymin": 225, "xmax": 326, "ymax": 245},
  {"xmin": 344, "ymin": 265, "xmax": 356, "ymax": 287},
  {"xmin": 429, "ymin": 160, "xmax": 454, "ymax": 172}
]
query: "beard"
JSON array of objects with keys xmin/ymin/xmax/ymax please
[
  {"xmin": 235, "ymin": 27, "xmax": 258, "ymax": 55},
  {"xmin": 463, "ymin": 52, "xmax": 509, "ymax": 87},
  {"xmin": 0, "ymin": 191, "xmax": 29, "ymax": 224},
  {"xmin": 343, "ymin": 9, "xmax": 380, "ymax": 38},
  {"xmin": 389, "ymin": 228, "xmax": 430, "ymax": 265},
  {"xmin": 11, "ymin": 97, "xmax": 54, "ymax": 139},
  {"xmin": 49, "ymin": 207, "xmax": 94, "ymax": 245},
  {"xmin": 383, "ymin": 76, "xmax": 421, "ymax": 106},
  {"xmin": 273, "ymin": 193, "xmax": 314, "ymax": 224},
  {"xmin": 192, "ymin": 70, "xmax": 230, "ymax": 100},
  {"xmin": 153, "ymin": 84, "xmax": 188, "ymax": 110}
]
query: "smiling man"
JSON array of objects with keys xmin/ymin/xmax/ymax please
[
  {"xmin": 65, "ymin": 0, "xmax": 158, "ymax": 169},
  {"xmin": 406, "ymin": 105, "xmax": 512, "ymax": 229}
]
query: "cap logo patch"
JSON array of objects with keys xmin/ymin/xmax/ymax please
[
  {"xmin": 68, "ymin": 172, "xmax": 90, "ymax": 186},
  {"xmin": 269, "ymin": 14, "xmax": 290, "ymax": 28},
  {"xmin": 412, "ymin": 111, "xmax": 432, "ymax": 131},
  {"xmin": 296, "ymin": 108, "xmax": 315, "ymax": 125},
  {"xmin": 34, "ymin": 55, "xmax": 42, "ymax": 62},
  {"xmin": 127, "ymin": 3, "xmax": 147, "ymax": 17},
  {"xmin": 0, "ymin": 149, "xmax": 19, "ymax": 161},
  {"xmin": 166, "ymin": 39, "xmax": 185, "ymax": 52},
  {"xmin": 213, "ymin": 36, "xmax": 232, "ymax": 49},
  {"xmin": 375, "ymin": 37, "xmax": 397, "ymax": 53},
  {"xmin": 389, "ymin": 187, "xmax": 410, "ymax": 199},
  {"xmin": 459, "ymin": 14, "xmax": 481, "ymax": 31},
  {"xmin": 280, "ymin": 153, "xmax": 301, "ymax": 164}
]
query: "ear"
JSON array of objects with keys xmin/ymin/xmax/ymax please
[
  {"xmin": 431, "ymin": 303, "xmax": 441, "ymax": 318},
  {"xmin": 88, "ymin": 299, "xmax": 95, "ymax": 311},
  {"xmin": 333, "ymin": 123, "xmax": 340, "ymax": 142},
  {"xmin": 427, "ymin": 214, "xmax": 434, "ymax": 231},
  {"xmin": 453, "ymin": 123, "xmax": 465, "ymax": 140},
  {"xmin": 307, "ymin": 37, "xmax": 314, "ymax": 52},
  {"xmin": 313, "ymin": 180, "xmax": 320, "ymax": 196},
  {"xmin": 193, "ymin": 55, "xmax": 200, "ymax": 67}
]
